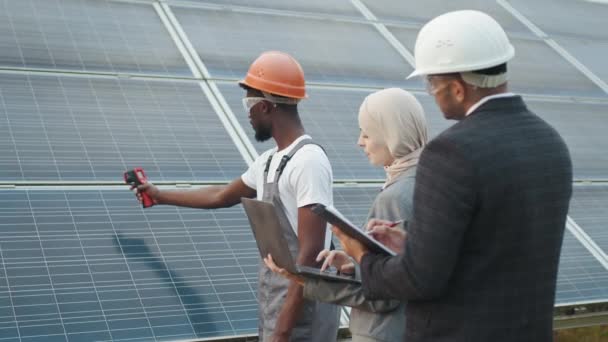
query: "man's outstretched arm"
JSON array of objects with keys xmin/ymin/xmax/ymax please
[{"xmin": 136, "ymin": 177, "xmax": 256, "ymax": 209}]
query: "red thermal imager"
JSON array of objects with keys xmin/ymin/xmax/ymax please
[{"xmin": 124, "ymin": 167, "xmax": 155, "ymax": 208}]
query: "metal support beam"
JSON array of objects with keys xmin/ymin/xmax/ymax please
[{"xmin": 154, "ymin": 2, "xmax": 257, "ymax": 165}]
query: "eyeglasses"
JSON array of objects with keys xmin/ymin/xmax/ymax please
[
  {"xmin": 242, "ymin": 97, "xmax": 267, "ymax": 112},
  {"xmin": 424, "ymin": 76, "xmax": 451, "ymax": 96}
]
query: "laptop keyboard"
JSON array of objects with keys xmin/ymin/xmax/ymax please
[{"xmin": 297, "ymin": 265, "xmax": 337, "ymax": 275}]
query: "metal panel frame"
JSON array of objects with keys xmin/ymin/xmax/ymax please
[{"xmin": 157, "ymin": 3, "xmax": 259, "ymax": 164}]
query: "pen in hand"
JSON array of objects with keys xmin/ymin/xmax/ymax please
[
  {"xmin": 388, "ymin": 219, "xmax": 405, "ymax": 227},
  {"xmin": 366, "ymin": 219, "xmax": 405, "ymax": 235}
]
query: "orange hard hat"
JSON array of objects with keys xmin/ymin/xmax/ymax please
[{"xmin": 239, "ymin": 51, "xmax": 307, "ymax": 99}]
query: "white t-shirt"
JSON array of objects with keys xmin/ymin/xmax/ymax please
[{"xmin": 241, "ymin": 135, "xmax": 334, "ymax": 248}]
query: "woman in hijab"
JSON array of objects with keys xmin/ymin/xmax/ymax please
[{"xmin": 265, "ymin": 88, "xmax": 428, "ymax": 341}]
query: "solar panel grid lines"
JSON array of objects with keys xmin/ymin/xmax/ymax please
[
  {"xmin": 56, "ymin": 190, "xmax": 113, "ymax": 341},
  {"xmin": 507, "ymin": 0, "xmax": 608, "ymax": 41},
  {"xmin": 0, "ymin": 232, "xmax": 22, "ymax": 342},
  {"xmin": 106, "ymin": 193, "xmax": 259, "ymax": 337},
  {"xmin": 0, "ymin": 0, "xmax": 192, "ymax": 77},
  {"xmin": 163, "ymin": 0, "xmax": 365, "ymax": 22},
  {"xmin": 332, "ymin": 185, "xmax": 380, "ymax": 226},
  {"xmin": 0, "ymin": 187, "xmax": 390, "ymax": 341},
  {"xmin": 152, "ymin": 205, "xmax": 252, "ymax": 336},
  {"xmin": 0, "ymin": 0, "xmax": 607, "ymax": 340},
  {"xmin": 200, "ymin": 82, "xmax": 262, "ymax": 170},
  {"xmin": 568, "ymin": 185, "xmax": 608, "ymax": 259},
  {"xmin": 97, "ymin": 191, "xmax": 188, "ymax": 342},
  {"xmin": 170, "ymin": 5, "xmax": 417, "ymax": 89},
  {"xmin": 349, "ymin": 0, "xmax": 416, "ymax": 67},
  {"xmin": 0, "ymin": 73, "xmax": 249, "ymax": 182},
  {"xmin": 496, "ymin": 0, "xmax": 608, "ymax": 96},
  {"xmin": 358, "ymin": 0, "xmax": 538, "ymax": 38},
  {"xmin": 19, "ymin": 190, "xmax": 70, "ymax": 342},
  {"xmin": 557, "ymin": 229, "xmax": 608, "ymax": 306},
  {"xmin": 197, "ymin": 81, "xmax": 258, "ymax": 166},
  {"xmin": 525, "ymin": 100, "xmax": 608, "ymax": 181},
  {"xmin": 154, "ymin": 1, "xmax": 210, "ymax": 81},
  {"xmin": 113, "ymin": 78, "xmax": 196, "ymax": 180},
  {"xmin": 0, "ymin": 189, "xmax": 263, "ymax": 341}
]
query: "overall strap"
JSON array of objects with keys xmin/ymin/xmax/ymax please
[
  {"xmin": 263, "ymin": 152, "xmax": 274, "ymax": 181},
  {"xmin": 273, "ymin": 139, "xmax": 325, "ymax": 183}
]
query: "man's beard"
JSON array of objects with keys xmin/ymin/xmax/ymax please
[{"xmin": 254, "ymin": 125, "xmax": 272, "ymax": 142}]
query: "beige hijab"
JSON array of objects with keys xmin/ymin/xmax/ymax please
[{"xmin": 358, "ymin": 88, "xmax": 428, "ymax": 188}]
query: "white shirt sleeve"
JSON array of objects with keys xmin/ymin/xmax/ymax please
[
  {"xmin": 241, "ymin": 155, "xmax": 261, "ymax": 190},
  {"xmin": 286, "ymin": 145, "xmax": 333, "ymax": 208}
]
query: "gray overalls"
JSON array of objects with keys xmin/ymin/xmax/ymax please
[{"xmin": 257, "ymin": 139, "xmax": 340, "ymax": 342}]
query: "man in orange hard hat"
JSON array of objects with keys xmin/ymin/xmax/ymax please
[{"xmin": 134, "ymin": 51, "xmax": 340, "ymax": 341}]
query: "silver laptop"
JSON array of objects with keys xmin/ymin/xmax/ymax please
[{"xmin": 241, "ymin": 197, "xmax": 360, "ymax": 284}]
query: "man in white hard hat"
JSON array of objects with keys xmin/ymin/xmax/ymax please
[{"xmin": 332, "ymin": 10, "xmax": 572, "ymax": 342}]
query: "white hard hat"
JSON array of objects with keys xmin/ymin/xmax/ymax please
[{"xmin": 407, "ymin": 10, "xmax": 515, "ymax": 79}]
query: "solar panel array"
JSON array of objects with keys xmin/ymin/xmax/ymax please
[
  {"xmin": 0, "ymin": 75, "xmax": 246, "ymax": 182},
  {"xmin": 0, "ymin": 0, "xmax": 607, "ymax": 341}
]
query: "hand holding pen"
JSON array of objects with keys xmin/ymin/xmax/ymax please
[
  {"xmin": 365, "ymin": 218, "xmax": 404, "ymax": 232},
  {"xmin": 387, "ymin": 219, "xmax": 405, "ymax": 228},
  {"xmin": 365, "ymin": 218, "xmax": 407, "ymax": 254}
]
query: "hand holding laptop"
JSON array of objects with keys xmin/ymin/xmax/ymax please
[
  {"xmin": 263, "ymin": 254, "xmax": 305, "ymax": 286},
  {"xmin": 242, "ymin": 198, "xmax": 361, "ymax": 284}
]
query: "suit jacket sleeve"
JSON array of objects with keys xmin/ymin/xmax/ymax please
[{"xmin": 361, "ymin": 137, "xmax": 477, "ymax": 301}]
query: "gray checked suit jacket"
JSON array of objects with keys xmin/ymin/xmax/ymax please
[{"xmin": 360, "ymin": 96, "xmax": 573, "ymax": 342}]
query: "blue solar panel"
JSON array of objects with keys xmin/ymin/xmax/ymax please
[
  {"xmin": 555, "ymin": 38, "xmax": 608, "ymax": 86},
  {"xmin": 0, "ymin": 182, "xmax": 605, "ymax": 342},
  {"xmin": 557, "ymin": 229, "xmax": 608, "ymax": 305},
  {"xmin": 0, "ymin": 73, "xmax": 248, "ymax": 182},
  {"xmin": 0, "ymin": 0, "xmax": 191, "ymax": 77},
  {"xmin": 168, "ymin": 0, "xmax": 363, "ymax": 17},
  {"xmin": 333, "ymin": 185, "xmax": 379, "ymax": 225},
  {"xmin": 0, "ymin": 189, "xmax": 259, "ymax": 341},
  {"xmin": 526, "ymin": 100, "xmax": 608, "ymax": 180},
  {"xmin": 508, "ymin": 0, "xmax": 608, "ymax": 41},
  {"xmin": 506, "ymin": 0, "xmax": 608, "ymax": 88},
  {"xmin": 568, "ymin": 185, "xmax": 608, "ymax": 256},
  {"xmin": 171, "ymin": 5, "xmax": 416, "ymax": 88},
  {"xmin": 0, "ymin": 2, "xmax": 606, "ymax": 341},
  {"xmin": 360, "ymin": 0, "xmax": 534, "ymax": 37},
  {"xmin": 0, "ymin": 186, "xmax": 389, "ymax": 341}
]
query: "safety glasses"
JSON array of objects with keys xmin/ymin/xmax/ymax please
[
  {"xmin": 424, "ymin": 75, "xmax": 454, "ymax": 96},
  {"xmin": 242, "ymin": 97, "xmax": 267, "ymax": 112},
  {"xmin": 242, "ymin": 92, "xmax": 300, "ymax": 112}
]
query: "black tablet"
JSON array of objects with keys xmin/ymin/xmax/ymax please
[{"xmin": 312, "ymin": 204, "xmax": 397, "ymax": 257}]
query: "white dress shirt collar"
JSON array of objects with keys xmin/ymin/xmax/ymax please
[{"xmin": 466, "ymin": 93, "xmax": 517, "ymax": 116}]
